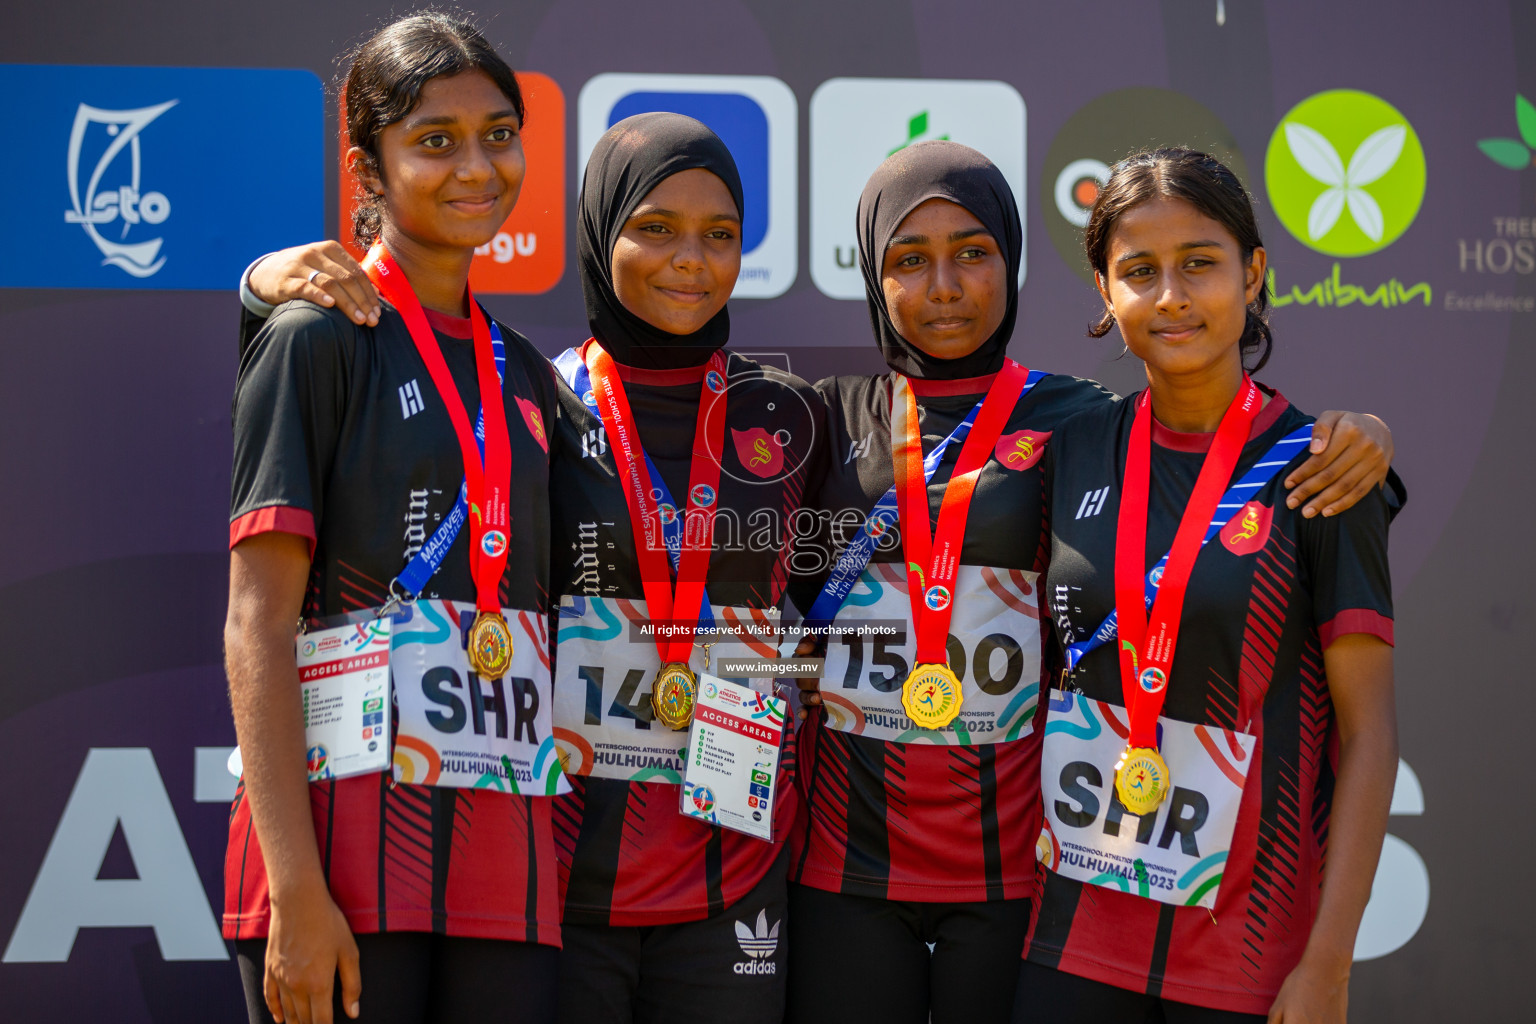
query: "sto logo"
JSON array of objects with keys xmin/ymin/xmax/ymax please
[
  {"xmin": 731, "ymin": 427, "xmax": 785, "ymax": 479},
  {"xmin": 995, "ymin": 429, "xmax": 1051, "ymax": 471},
  {"xmin": 1221, "ymin": 501, "xmax": 1273, "ymax": 556}
]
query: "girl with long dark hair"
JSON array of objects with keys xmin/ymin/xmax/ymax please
[{"xmin": 225, "ymin": 14, "xmax": 563, "ymax": 1024}]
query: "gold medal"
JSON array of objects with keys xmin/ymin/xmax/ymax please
[
  {"xmin": 1114, "ymin": 746, "xmax": 1171, "ymax": 817},
  {"xmin": 900, "ymin": 663, "xmax": 963, "ymax": 730},
  {"xmin": 467, "ymin": 612, "xmax": 513, "ymax": 680},
  {"xmin": 651, "ymin": 662, "xmax": 698, "ymax": 730}
]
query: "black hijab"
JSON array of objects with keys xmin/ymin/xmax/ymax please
[
  {"xmin": 578, "ymin": 112, "xmax": 745, "ymax": 370},
  {"xmin": 856, "ymin": 140, "xmax": 1023, "ymax": 380}
]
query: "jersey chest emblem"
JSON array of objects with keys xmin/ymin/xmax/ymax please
[
  {"xmin": 731, "ymin": 427, "xmax": 785, "ymax": 479},
  {"xmin": 994, "ymin": 428, "xmax": 1051, "ymax": 471},
  {"xmin": 514, "ymin": 396, "xmax": 548, "ymax": 453},
  {"xmin": 1220, "ymin": 500, "xmax": 1274, "ymax": 555}
]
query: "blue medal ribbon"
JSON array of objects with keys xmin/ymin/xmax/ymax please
[
  {"xmin": 387, "ymin": 319, "xmax": 508, "ymax": 606},
  {"xmin": 802, "ymin": 369, "xmax": 1051, "ymax": 629},
  {"xmin": 554, "ymin": 346, "xmax": 716, "ymax": 630},
  {"xmin": 1062, "ymin": 424, "xmax": 1313, "ymax": 673}
]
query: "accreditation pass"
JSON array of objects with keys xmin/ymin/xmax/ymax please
[
  {"xmin": 679, "ymin": 675, "xmax": 787, "ymax": 841},
  {"xmin": 296, "ymin": 619, "xmax": 393, "ymax": 782}
]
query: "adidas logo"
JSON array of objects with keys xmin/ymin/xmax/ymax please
[
  {"xmin": 732, "ymin": 909, "xmax": 780, "ymax": 974},
  {"xmin": 1075, "ymin": 486, "xmax": 1110, "ymax": 520}
]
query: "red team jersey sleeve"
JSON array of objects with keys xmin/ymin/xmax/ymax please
[{"xmin": 229, "ymin": 302, "xmax": 350, "ymax": 553}]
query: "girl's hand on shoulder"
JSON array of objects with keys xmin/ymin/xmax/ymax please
[
  {"xmin": 1284, "ymin": 411, "xmax": 1393, "ymax": 518},
  {"xmin": 252, "ymin": 242, "xmax": 381, "ymax": 327},
  {"xmin": 1267, "ymin": 954, "xmax": 1350, "ymax": 1024}
]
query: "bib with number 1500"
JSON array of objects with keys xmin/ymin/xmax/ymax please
[
  {"xmin": 815, "ymin": 562, "xmax": 1043, "ymax": 745},
  {"xmin": 553, "ymin": 595, "xmax": 782, "ymax": 781}
]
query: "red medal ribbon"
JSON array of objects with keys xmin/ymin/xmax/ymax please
[
  {"xmin": 1114, "ymin": 377, "xmax": 1262, "ymax": 749},
  {"xmin": 893, "ymin": 359, "xmax": 1031, "ymax": 665},
  {"xmin": 582, "ymin": 339, "xmax": 728, "ymax": 665},
  {"xmin": 363, "ymin": 244, "xmax": 511, "ymax": 615}
]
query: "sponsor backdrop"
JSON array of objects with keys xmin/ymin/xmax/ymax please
[{"xmin": 0, "ymin": 0, "xmax": 1530, "ymax": 1019}]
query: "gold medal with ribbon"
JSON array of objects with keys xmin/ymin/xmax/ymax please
[
  {"xmin": 1113, "ymin": 746, "xmax": 1171, "ymax": 817},
  {"xmin": 582, "ymin": 341, "xmax": 729, "ymax": 734},
  {"xmin": 467, "ymin": 611, "xmax": 513, "ymax": 680},
  {"xmin": 901, "ymin": 662, "xmax": 963, "ymax": 730},
  {"xmin": 1111, "ymin": 380, "xmax": 1263, "ymax": 815},
  {"xmin": 651, "ymin": 661, "xmax": 699, "ymax": 731},
  {"xmin": 890, "ymin": 363, "xmax": 1032, "ymax": 730}
]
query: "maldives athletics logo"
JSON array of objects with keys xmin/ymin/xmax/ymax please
[
  {"xmin": 1265, "ymin": 89, "xmax": 1426, "ymax": 257},
  {"xmin": 1138, "ymin": 666, "xmax": 1167, "ymax": 694},
  {"xmin": 480, "ymin": 530, "xmax": 508, "ymax": 558},
  {"xmin": 924, "ymin": 585, "xmax": 951, "ymax": 611}
]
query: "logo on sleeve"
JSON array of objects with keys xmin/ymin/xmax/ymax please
[
  {"xmin": 731, "ymin": 427, "xmax": 785, "ymax": 479},
  {"xmin": 1221, "ymin": 501, "xmax": 1273, "ymax": 556},
  {"xmin": 514, "ymin": 396, "xmax": 548, "ymax": 453},
  {"xmin": 994, "ymin": 429, "xmax": 1051, "ymax": 471},
  {"xmin": 733, "ymin": 908, "xmax": 780, "ymax": 974}
]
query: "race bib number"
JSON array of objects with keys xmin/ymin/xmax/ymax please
[
  {"xmin": 296, "ymin": 619, "xmax": 393, "ymax": 782},
  {"xmin": 1037, "ymin": 689, "xmax": 1255, "ymax": 908},
  {"xmin": 680, "ymin": 675, "xmax": 787, "ymax": 841},
  {"xmin": 815, "ymin": 562, "xmax": 1042, "ymax": 744},
  {"xmin": 553, "ymin": 595, "xmax": 782, "ymax": 782},
  {"xmin": 390, "ymin": 599, "xmax": 569, "ymax": 795}
]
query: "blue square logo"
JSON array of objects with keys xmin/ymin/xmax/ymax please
[
  {"xmin": 579, "ymin": 74, "xmax": 796, "ymax": 298},
  {"xmin": 0, "ymin": 65, "xmax": 323, "ymax": 290}
]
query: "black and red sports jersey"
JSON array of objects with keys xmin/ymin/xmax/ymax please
[
  {"xmin": 549, "ymin": 350, "xmax": 828, "ymax": 927},
  {"xmin": 790, "ymin": 370, "xmax": 1113, "ymax": 903},
  {"xmin": 1025, "ymin": 389, "xmax": 1396, "ymax": 1015},
  {"xmin": 225, "ymin": 300, "xmax": 562, "ymax": 945}
]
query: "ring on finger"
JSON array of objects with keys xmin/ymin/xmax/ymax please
[{"xmin": 307, "ymin": 268, "xmax": 322, "ymax": 284}]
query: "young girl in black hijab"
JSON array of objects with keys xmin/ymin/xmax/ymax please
[
  {"xmin": 545, "ymin": 111, "xmax": 824, "ymax": 1024},
  {"xmin": 786, "ymin": 141, "xmax": 1395, "ymax": 1024}
]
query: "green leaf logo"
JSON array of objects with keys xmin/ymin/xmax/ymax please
[
  {"xmin": 1476, "ymin": 94, "xmax": 1536, "ymax": 172},
  {"xmin": 1265, "ymin": 90, "xmax": 1426, "ymax": 257},
  {"xmin": 889, "ymin": 109, "xmax": 950, "ymax": 156}
]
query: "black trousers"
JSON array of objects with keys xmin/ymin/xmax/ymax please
[
  {"xmin": 784, "ymin": 883, "xmax": 1033, "ymax": 1024},
  {"xmin": 235, "ymin": 932, "xmax": 557, "ymax": 1024},
  {"xmin": 1012, "ymin": 960, "xmax": 1269, "ymax": 1024},
  {"xmin": 556, "ymin": 849, "xmax": 789, "ymax": 1024}
]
